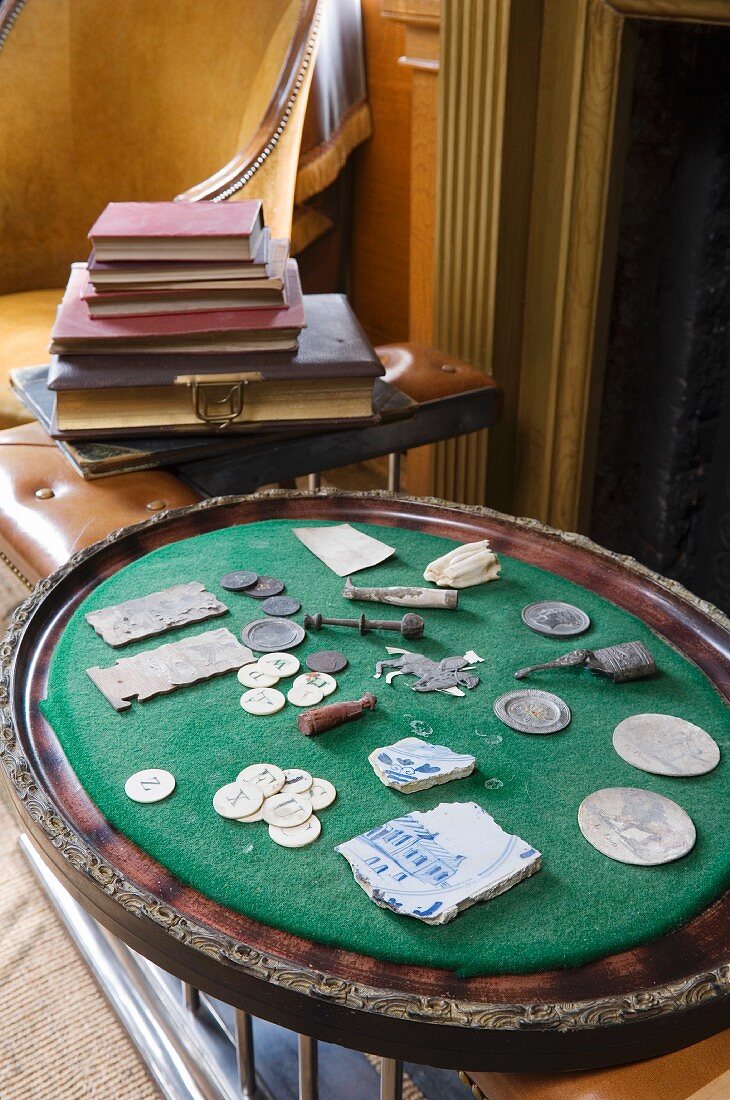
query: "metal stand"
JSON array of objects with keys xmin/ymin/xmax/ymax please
[{"xmin": 19, "ymin": 834, "xmax": 405, "ymax": 1100}]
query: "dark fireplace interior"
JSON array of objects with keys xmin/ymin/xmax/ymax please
[{"xmin": 589, "ymin": 20, "xmax": 730, "ymax": 613}]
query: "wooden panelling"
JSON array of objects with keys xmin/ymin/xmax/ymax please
[{"xmin": 349, "ymin": 0, "xmax": 412, "ymax": 347}]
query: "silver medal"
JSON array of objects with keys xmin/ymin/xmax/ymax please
[
  {"xmin": 493, "ymin": 689, "xmax": 571, "ymax": 734},
  {"xmin": 578, "ymin": 787, "xmax": 696, "ymax": 865},
  {"xmin": 521, "ymin": 601, "xmax": 591, "ymax": 637}
]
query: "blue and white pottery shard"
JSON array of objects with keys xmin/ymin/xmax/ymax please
[
  {"xmin": 335, "ymin": 801, "xmax": 541, "ymax": 925},
  {"xmin": 368, "ymin": 736, "xmax": 476, "ymax": 793}
]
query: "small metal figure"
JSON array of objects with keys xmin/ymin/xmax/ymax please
[
  {"xmin": 514, "ymin": 640, "xmax": 655, "ymax": 683},
  {"xmin": 374, "ymin": 650, "xmax": 479, "ymax": 693},
  {"xmin": 343, "ymin": 577, "xmax": 458, "ymax": 610},
  {"xmin": 304, "ymin": 611, "xmax": 425, "ymax": 640},
  {"xmin": 297, "ymin": 692, "xmax": 377, "ymax": 736}
]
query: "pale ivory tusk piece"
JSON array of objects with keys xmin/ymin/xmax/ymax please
[
  {"xmin": 423, "ymin": 540, "xmax": 501, "ymax": 588},
  {"xmin": 343, "ymin": 577, "xmax": 458, "ymax": 609}
]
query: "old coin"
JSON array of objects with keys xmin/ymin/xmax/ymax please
[
  {"xmin": 213, "ymin": 781, "xmax": 264, "ymax": 820},
  {"xmin": 306, "ymin": 777, "xmax": 337, "ymax": 810},
  {"xmin": 261, "ymin": 595, "xmax": 301, "ymax": 617},
  {"xmin": 262, "ymin": 791, "xmax": 313, "ymax": 828},
  {"xmin": 220, "ymin": 570, "xmax": 258, "ymax": 592},
  {"xmin": 244, "ymin": 577, "xmax": 285, "ymax": 600},
  {"xmin": 125, "ymin": 769, "xmax": 176, "ymax": 804},
  {"xmin": 240, "ymin": 687, "xmax": 286, "ymax": 715},
  {"xmin": 240, "ymin": 618, "xmax": 305, "ymax": 653},
  {"xmin": 521, "ymin": 601, "xmax": 591, "ymax": 637},
  {"xmin": 238, "ymin": 763, "xmax": 286, "ymax": 797},
  {"xmin": 613, "ymin": 714, "xmax": 721, "ymax": 777},
  {"xmin": 493, "ymin": 689, "xmax": 571, "ymax": 734},
  {"xmin": 269, "ymin": 815, "xmax": 322, "ymax": 848},
  {"xmin": 578, "ymin": 787, "xmax": 696, "ymax": 866},
  {"xmin": 282, "ymin": 768, "xmax": 313, "ymax": 794},
  {"xmin": 257, "ymin": 652, "xmax": 301, "ymax": 677},
  {"xmin": 287, "ymin": 683, "xmax": 325, "ymax": 708},
  {"xmin": 237, "ymin": 663, "xmax": 280, "ymax": 689},
  {"xmin": 293, "ymin": 671, "xmax": 337, "ymax": 697},
  {"xmin": 306, "ymin": 650, "xmax": 348, "ymax": 674}
]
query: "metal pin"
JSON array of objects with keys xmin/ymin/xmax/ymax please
[
  {"xmin": 387, "ymin": 452, "xmax": 402, "ymax": 493},
  {"xmin": 304, "ymin": 611, "xmax": 425, "ymax": 640},
  {"xmin": 235, "ymin": 1009, "xmax": 258, "ymax": 1099},
  {"xmin": 183, "ymin": 983, "xmax": 200, "ymax": 1013},
  {"xmin": 380, "ymin": 1058, "xmax": 403, "ymax": 1100}
]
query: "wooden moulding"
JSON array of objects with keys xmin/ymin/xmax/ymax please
[{"xmin": 1, "ymin": 491, "xmax": 728, "ymax": 1072}]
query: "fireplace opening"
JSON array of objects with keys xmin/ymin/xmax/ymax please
[{"xmin": 589, "ymin": 20, "xmax": 730, "ymax": 613}]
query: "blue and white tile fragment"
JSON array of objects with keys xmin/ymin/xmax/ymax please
[
  {"xmin": 368, "ymin": 736, "xmax": 476, "ymax": 793},
  {"xmin": 336, "ymin": 802, "xmax": 541, "ymax": 925}
]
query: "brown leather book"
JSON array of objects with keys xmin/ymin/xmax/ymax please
[
  {"xmin": 88, "ymin": 200, "xmax": 264, "ymax": 261},
  {"xmin": 50, "ymin": 262, "xmax": 304, "ymax": 353},
  {"xmin": 46, "ymin": 294, "xmax": 384, "ymax": 437}
]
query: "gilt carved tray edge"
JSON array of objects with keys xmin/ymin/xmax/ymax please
[{"xmin": 1, "ymin": 490, "xmax": 728, "ymax": 1038}]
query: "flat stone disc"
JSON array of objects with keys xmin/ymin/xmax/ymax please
[
  {"xmin": 244, "ymin": 577, "xmax": 285, "ymax": 600},
  {"xmin": 220, "ymin": 570, "xmax": 258, "ymax": 591},
  {"xmin": 613, "ymin": 713, "xmax": 721, "ymax": 777},
  {"xmin": 261, "ymin": 595, "xmax": 301, "ymax": 617},
  {"xmin": 287, "ymin": 683, "xmax": 324, "ymax": 708},
  {"xmin": 306, "ymin": 650, "xmax": 348, "ymax": 673},
  {"xmin": 494, "ymin": 689, "xmax": 571, "ymax": 734},
  {"xmin": 237, "ymin": 762, "xmax": 286, "ymax": 797},
  {"xmin": 240, "ymin": 618, "xmax": 305, "ymax": 652},
  {"xmin": 578, "ymin": 787, "xmax": 696, "ymax": 866},
  {"xmin": 237, "ymin": 664, "xmax": 280, "ymax": 689},
  {"xmin": 306, "ymin": 777, "xmax": 337, "ymax": 810},
  {"xmin": 521, "ymin": 600, "xmax": 591, "ymax": 637},
  {"xmin": 213, "ymin": 781, "xmax": 264, "ymax": 820}
]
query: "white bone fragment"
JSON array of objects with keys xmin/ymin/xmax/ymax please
[{"xmin": 424, "ymin": 540, "xmax": 501, "ymax": 588}]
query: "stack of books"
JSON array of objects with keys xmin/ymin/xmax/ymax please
[{"xmin": 40, "ymin": 201, "xmax": 383, "ymax": 440}]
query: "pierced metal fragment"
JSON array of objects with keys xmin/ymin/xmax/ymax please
[{"xmin": 85, "ymin": 582, "xmax": 228, "ymax": 647}]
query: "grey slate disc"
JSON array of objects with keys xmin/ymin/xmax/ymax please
[
  {"xmin": 306, "ymin": 650, "xmax": 349, "ymax": 674},
  {"xmin": 244, "ymin": 577, "xmax": 285, "ymax": 600},
  {"xmin": 612, "ymin": 713, "xmax": 721, "ymax": 777},
  {"xmin": 493, "ymin": 689, "xmax": 571, "ymax": 734},
  {"xmin": 261, "ymin": 595, "xmax": 302, "ymax": 617},
  {"xmin": 578, "ymin": 787, "xmax": 696, "ymax": 866},
  {"xmin": 240, "ymin": 618, "xmax": 305, "ymax": 652},
  {"xmin": 521, "ymin": 600, "xmax": 591, "ymax": 637},
  {"xmin": 220, "ymin": 570, "xmax": 258, "ymax": 592}
]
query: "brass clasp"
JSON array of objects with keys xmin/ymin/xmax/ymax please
[{"xmin": 191, "ymin": 380, "xmax": 246, "ymax": 427}]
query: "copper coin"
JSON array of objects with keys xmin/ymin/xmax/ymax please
[
  {"xmin": 220, "ymin": 570, "xmax": 258, "ymax": 591},
  {"xmin": 244, "ymin": 577, "xmax": 285, "ymax": 599},
  {"xmin": 261, "ymin": 595, "xmax": 301, "ymax": 617},
  {"xmin": 306, "ymin": 650, "xmax": 348, "ymax": 674}
]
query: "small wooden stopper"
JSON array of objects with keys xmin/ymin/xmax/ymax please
[{"xmin": 297, "ymin": 692, "xmax": 377, "ymax": 736}]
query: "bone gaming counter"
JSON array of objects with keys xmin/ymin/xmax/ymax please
[{"xmin": 3, "ymin": 492, "xmax": 728, "ymax": 1071}]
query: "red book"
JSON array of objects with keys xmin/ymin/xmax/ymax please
[
  {"xmin": 50, "ymin": 263, "xmax": 304, "ymax": 354},
  {"xmin": 88, "ymin": 201, "xmax": 264, "ymax": 262}
]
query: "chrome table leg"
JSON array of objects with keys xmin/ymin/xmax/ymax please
[
  {"xmin": 380, "ymin": 1058, "xmax": 403, "ymax": 1100},
  {"xmin": 235, "ymin": 1010, "xmax": 258, "ymax": 1099},
  {"xmin": 297, "ymin": 1033, "xmax": 318, "ymax": 1100},
  {"xmin": 184, "ymin": 983, "xmax": 201, "ymax": 1013},
  {"xmin": 308, "ymin": 472, "xmax": 322, "ymax": 490}
]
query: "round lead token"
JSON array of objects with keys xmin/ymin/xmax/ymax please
[
  {"xmin": 282, "ymin": 768, "xmax": 313, "ymax": 794},
  {"xmin": 287, "ymin": 683, "xmax": 324, "ymax": 708},
  {"xmin": 213, "ymin": 781, "xmax": 263, "ymax": 820},
  {"xmin": 306, "ymin": 650, "xmax": 348, "ymax": 674},
  {"xmin": 240, "ymin": 687, "xmax": 286, "ymax": 715},
  {"xmin": 612, "ymin": 714, "xmax": 720, "ymax": 777},
  {"xmin": 244, "ymin": 577, "xmax": 285, "ymax": 600},
  {"xmin": 262, "ymin": 791, "xmax": 313, "ymax": 828},
  {"xmin": 237, "ymin": 762, "xmax": 286, "ymax": 797},
  {"xmin": 306, "ymin": 777, "xmax": 337, "ymax": 810},
  {"xmin": 521, "ymin": 601, "xmax": 591, "ymax": 637},
  {"xmin": 220, "ymin": 570, "xmax": 258, "ymax": 592},
  {"xmin": 237, "ymin": 664, "xmax": 280, "ymax": 689},
  {"xmin": 293, "ymin": 671, "xmax": 337, "ymax": 697},
  {"xmin": 493, "ymin": 689, "xmax": 571, "ymax": 734},
  {"xmin": 125, "ymin": 769, "xmax": 176, "ymax": 804},
  {"xmin": 256, "ymin": 652, "xmax": 300, "ymax": 677},
  {"xmin": 269, "ymin": 815, "xmax": 321, "ymax": 848},
  {"xmin": 241, "ymin": 618, "xmax": 306, "ymax": 653},
  {"xmin": 578, "ymin": 787, "xmax": 696, "ymax": 865},
  {"xmin": 261, "ymin": 595, "xmax": 301, "ymax": 617}
]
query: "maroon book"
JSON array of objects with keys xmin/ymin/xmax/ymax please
[
  {"xmin": 50, "ymin": 263, "xmax": 304, "ymax": 353},
  {"xmin": 88, "ymin": 201, "xmax": 264, "ymax": 261},
  {"xmin": 86, "ymin": 229, "xmax": 272, "ymax": 286}
]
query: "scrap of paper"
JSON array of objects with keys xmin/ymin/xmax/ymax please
[{"xmin": 292, "ymin": 523, "xmax": 396, "ymax": 577}]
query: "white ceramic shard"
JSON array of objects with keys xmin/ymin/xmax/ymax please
[
  {"xmin": 336, "ymin": 802, "xmax": 540, "ymax": 925},
  {"xmin": 423, "ymin": 540, "xmax": 500, "ymax": 589},
  {"xmin": 368, "ymin": 737, "xmax": 476, "ymax": 793}
]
